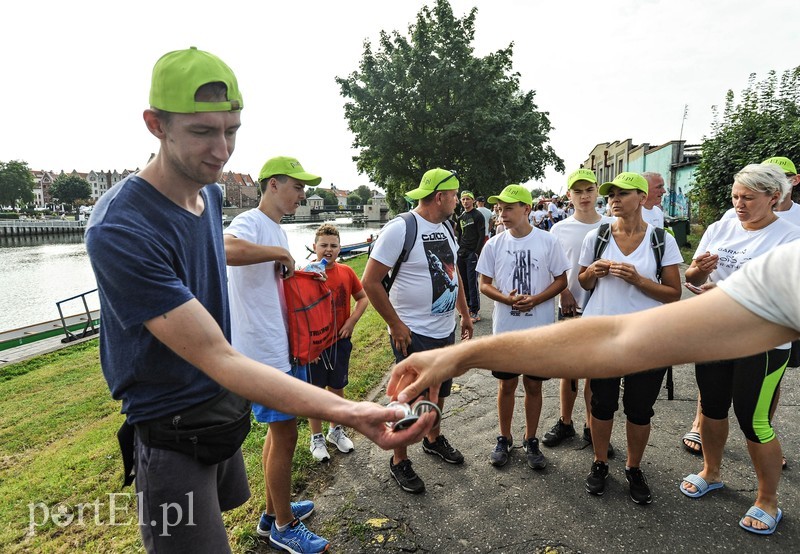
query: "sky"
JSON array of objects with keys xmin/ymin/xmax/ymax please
[{"xmin": 3, "ymin": 0, "xmax": 799, "ymax": 194}]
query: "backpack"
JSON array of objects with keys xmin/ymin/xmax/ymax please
[
  {"xmin": 593, "ymin": 223, "xmax": 666, "ymax": 281},
  {"xmin": 368, "ymin": 211, "xmax": 456, "ymax": 293}
]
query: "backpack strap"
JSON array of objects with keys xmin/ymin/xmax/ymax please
[
  {"xmin": 380, "ymin": 212, "xmax": 418, "ymax": 293},
  {"xmin": 593, "ymin": 223, "xmax": 611, "ymax": 261},
  {"xmin": 650, "ymin": 226, "xmax": 666, "ymax": 282}
]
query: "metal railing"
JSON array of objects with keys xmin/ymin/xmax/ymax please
[{"xmin": 56, "ymin": 289, "xmax": 100, "ymax": 343}]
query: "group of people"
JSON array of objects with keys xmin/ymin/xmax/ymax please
[{"xmin": 83, "ymin": 45, "xmax": 800, "ymax": 554}]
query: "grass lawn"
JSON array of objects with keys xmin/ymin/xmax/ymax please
[{"xmin": 0, "ymin": 253, "xmax": 392, "ymax": 553}]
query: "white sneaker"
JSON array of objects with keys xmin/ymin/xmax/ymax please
[
  {"xmin": 310, "ymin": 433, "xmax": 330, "ymax": 462},
  {"xmin": 327, "ymin": 425, "xmax": 355, "ymax": 453}
]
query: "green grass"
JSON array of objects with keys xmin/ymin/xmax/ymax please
[{"xmin": 0, "ymin": 253, "xmax": 392, "ymax": 553}]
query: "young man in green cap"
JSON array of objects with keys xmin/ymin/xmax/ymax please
[
  {"xmin": 477, "ymin": 184, "xmax": 569, "ymax": 469},
  {"xmin": 456, "ymin": 190, "xmax": 486, "ymax": 322},
  {"xmin": 224, "ymin": 156, "xmax": 330, "ymax": 552},
  {"xmin": 362, "ymin": 168, "xmax": 473, "ymax": 493},
  {"xmin": 86, "ymin": 48, "xmax": 434, "ymax": 553}
]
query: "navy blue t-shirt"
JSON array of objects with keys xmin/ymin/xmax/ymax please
[{"xmin": 85, "ymin": 175, "xmax": 229, "ymax": 423}]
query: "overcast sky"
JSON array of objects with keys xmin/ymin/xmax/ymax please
[{"xmin": 3, "ymin": 0, "xmax": 799, "ymax": 194}]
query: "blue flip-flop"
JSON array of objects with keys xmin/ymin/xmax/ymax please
[
  {"xmin": 680, "ymin": 473, "xmax": 724, "ymax": 498},
  {"xmin": 739, "ymin": 506, "xmax": 782, "ymax": 535}
]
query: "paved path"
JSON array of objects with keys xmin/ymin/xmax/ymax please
[{"xmin": 310, "ymin": 273, "xmax": 800, "ymax": 553}]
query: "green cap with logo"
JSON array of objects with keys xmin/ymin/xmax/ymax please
[
  {"xmin": 149, "ymin": 47, "xmax": 243, "ymax": 113},
  {"xmin": 598, "ymin": 172, "xmax": 649, "ymax": 196},
  {"xmin": 567, "ymin": 168, "xmax": 598, "ymax": 189},
  {"xmin": 460, "ymin": 191, "xmax": 475, "ymax": 200},
  {"xmin": 258, "ymin": 156, "xmax": 322, "ymax": 186},
  {"xmin": 487, "ymin": 184, "xmax": 533, "ymax": 206},
  {"xmin": 405, "ymin": 168, "xmax": 460, "ymax": 200},
  {"xmin": 763, "ymin": 156, "xmax": 797, "ymax": 175}
]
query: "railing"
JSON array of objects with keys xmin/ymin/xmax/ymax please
[
  {"xmin": 56, "ymin": 289, "xmax": 100, "ymax": 343},
  {"xmin": 0, "ymin": 219, "xmax": 86, "ymax": 228}
]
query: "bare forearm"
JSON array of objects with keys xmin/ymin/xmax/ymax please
[
  {"xmin": 224, "ymin": 236, "xmax": 291, "ymax": 266},
  {"xmin": 362, "ymin": 280, "xmax": 402, "ymax": 328}
]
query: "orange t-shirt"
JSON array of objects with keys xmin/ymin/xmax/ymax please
[{"xmin": 323, "ymin": 263, "xmax": 363, "ymax": 328}]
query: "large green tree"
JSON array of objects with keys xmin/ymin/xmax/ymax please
[
  {"xmin": 0, "ymin": 160, "xmax": 35, "ymax": 208},
  {"xmin": 354, "ymin": 185, "xmax": 373, "ymax": 205},
  {"xmin": 337, "ymin": 0, "xmax": 563, "ymax": 212},
  {"xmin": 694, "ymin": 66, "xmax": 800, "ymax": 225},
  {"xmin": 49, "ymin": 174, "xmax": 92, "ymax": 210}
]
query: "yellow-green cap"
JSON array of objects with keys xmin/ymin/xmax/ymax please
[
  {"xmin": 460, "ymin": 191, "xmax": 475, "ymax": 199},
  {"xmin": 258, "ymin": 156, "xmax": 321, "ymax": 186},
  {"xmin": 149, "ymin": 47, "xmax": 243, "ymax": 113},
  {"xmin": 487, "ymin": 184, "xmax": 533, "ymax": 206},
  {"xmin": 567, "ymin": 168, "xmax": 598, "ymax": 189},
  {"xmin": 598, "ymin": 172, "xmax": 649, "ymax": 196},
  {"xmin": 405, "ymin": 168, "xmax": 459, "ymax": 200},
  {"xmin": 763, "ymin": 156, "xmax": 797, "ymax": 175}
]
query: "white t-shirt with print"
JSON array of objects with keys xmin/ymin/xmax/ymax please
[
  {"xmin": 641, "ymin": 206, "xmax": 664, "ymax": 228},
  {"xmin": 225, "ymin": 209, "xmax": 291, "ymax": 372},
  {"xmin": 579, "ymin": 224, "xmax": 682, "ymax": 317},
  {"xmin": 477, "ymin": 227, "xmax": 570, "ymax": 333},
  {"xmin": 551, "ymin": 215, "xmax": 616, "ymax": 313},
  {"xmin": 369, "ymin": 212, "xmax": 458, "ymax": 339},
  {"xmin": 718, "ymin": 241, "xmax": 800, "ymax": 334},
  {"xmin": 693, "ymin": 217, "xmax": 800, "ymax": 283}
]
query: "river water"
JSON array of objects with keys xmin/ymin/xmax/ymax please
[{"xmin": 0, "ymin": 217, "xmax": 382, "ymax": 332}]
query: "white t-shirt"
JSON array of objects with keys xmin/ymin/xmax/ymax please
[
  {"xmin": 719, "ymin": 242, "xmax": 800, "ymax": 333},
  {"xmin": 721, "ymin": 203, "xmax": 800, "ymax": 226},
  {"xmin": 369, "ymin": 212, "xmax": 459, "ymax": 338},
  {"xmin": 579, "ymin": 224, "xmax": 682, "ymax": 317},
  {"xmin": 477, "ymin": 227, "xmax": 570, "ymax": 333},
  {"xmin": 477, "ymin": 206, "xmax": 493, "ymax": 236},
  {"xmin": 693, "ymin": 217, "xmax": 800, "ymax": 283},
  {"xmin": 547, "ymin": 202, "xmax": 559, "ymax": 219},
  {"xmin": 551, "ymin": 215, "xmax": 616, "ymax": 313},
  {"xmin": 225, "ymin": 209, "xmax": 291, "ymax": 372},
  {"xmin": 641, "ymin": 205, "xmax": 664, "ymax": 228}
]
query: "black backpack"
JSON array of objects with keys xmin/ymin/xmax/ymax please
[
  {"xmin": 368, "ymin": 212, "xmax": 456, "ymax": 293},
  {"xmin": 593, "ymin": 223, "xmax": 666, "ymax": 281}
]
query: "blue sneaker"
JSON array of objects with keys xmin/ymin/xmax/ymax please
[
  {"xmin": 270, "ymin": 518, "xmax": 329, "ymax": 553},
  {"xmin": 256, "ymin": 500, "xmax": 315, "ymax": 537}
]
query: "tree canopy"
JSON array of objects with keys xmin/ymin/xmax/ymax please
[
  {"xmin": 0, "ymin": 160, "xmax": 35, "ymax": 208},
  {"xmin": 353, "ymin": 185, "xmax": 373, "ymax": 205},
  {"xmin": 693, "ymin": 66, "xmax": 800, "ymax": 225},
  {"xmin": 337, "ymin": 0, "xmax": 563, "ymax": 212},
  {"xmin": 306, "ymin": 187, "xmax": 338, "ymax": 206},
  {"xmin": 49, "ymin": 174, "xmax": 92, "ymax": 209}
]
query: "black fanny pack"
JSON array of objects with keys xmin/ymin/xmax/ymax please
[{"xmin": 123, "ymin": 389, "xmax": 251, "ymax": 477}]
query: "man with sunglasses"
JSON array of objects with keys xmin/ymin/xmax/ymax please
[{"xmin": 363, "ymin": 168, "xmax": 474, "ymax": 493}]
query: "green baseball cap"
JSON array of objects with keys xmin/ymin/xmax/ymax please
[
  {"xmin": 258, "ymin": 156, "xmax": 322, "ymax": 186},
  {"xmin": 598, "ymin": 172, "xmax": 649, "ymax": 196},
  {"xmin": 487, "ymin": 184, "xmax": 533, "ymax": 206},
  {"xmin": 567, "ymin": 168, "xmax": 598, "ymax": 189},
  {"xmin": 405, "ymin": 168, "xmax": 460, "ymax": 200},
  {"xmin": 149, "ymin": 47, "xmax": 243, "ymax": 113},
  {"xmin": 763, "ymin": 156, "xmax": 797, "ymax": 175},
  {"xmin": 460, "ymin": 191, "xmax": 475, "ymax": 199}
]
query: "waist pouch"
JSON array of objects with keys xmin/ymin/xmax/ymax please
[{"xmin": 134, "ymin": 389, "xmax": 252, "ymax": 466}]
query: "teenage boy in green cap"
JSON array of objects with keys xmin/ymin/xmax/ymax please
[
  {"xmin": 457, "ymin": 190, "xmax": 486, "ymax": 322},
  {"xmin": 362, "ymin": 168, "xmax": 473, "ymax": 494},
  {"xmin": 225, "ymin": 156, "xmax": 331, "ymax": 552},
  {"xmin": 477, "ymin": 184, "xmax": 569, "ymax": 469},
  {"xmin": 85, "ymin": 47, "xmax": 434, "ymax": 553},
  {"xmin": 543, "ymin": 169, "xmax": 615, "ymax": 455}
]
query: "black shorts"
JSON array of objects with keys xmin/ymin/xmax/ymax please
[
  {"xmin": 390, "ymin": 330, "xmax": 454, "ymax": 398},
  {"xmin": 492, "ymin": 370, "xmax": 548, "ymax": 382},
  {"xmin": 309, "ymin": 338, "xmax": 352, "ymax": 390}
]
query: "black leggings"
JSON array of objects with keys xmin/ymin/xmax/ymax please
[
  {"xmin": 590, "ymin": 368, "xmax": 668, "ymax": 425},
  {"xmin": 695, "ymin": 348, "xmax": 789, "ymax": 443}
]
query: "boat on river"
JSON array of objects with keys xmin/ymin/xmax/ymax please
[{"xmin": 0, "ymin": 310, "xmax": 100, "ymax": 352}]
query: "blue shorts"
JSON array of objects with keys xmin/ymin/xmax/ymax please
[
  {"xmin": 309, "ymin": 338, "xmax": 352, "ymax": 390},
  {"xmin": 252, "ymin": 364, "xmax": 309, "ymax": 423}
]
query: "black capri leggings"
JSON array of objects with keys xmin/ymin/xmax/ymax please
[
  {"xmin": 696, "ymin": 348, "xmax": 789, "ymax": 444},
  {"xmin": 590, "ymin": 368, "xmax": 668, "ymax": 425}
]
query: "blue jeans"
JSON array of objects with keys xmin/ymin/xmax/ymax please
[{"xmin": 457, "ymin": 251, "xmax": 480, "ymax": 314}]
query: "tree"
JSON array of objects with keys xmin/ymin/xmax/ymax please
[
  {"xmin": 346, "ymin": 193, "xmax": 362, "ymax": 207},
  {"xmin": 337, "ymin": 0, "xmax": 563, "ymax": 212},
  {"xmin": 49, "ymin": 174, "xmax": 92, "ymax": 210},
  {"xmin": 354, "ymin": 185, "xmax": 373, "ymax": 205},
  {"xmin": 693, "ymin": 66, "xmax": 800, "ymax": 225},
  {"xmin": 0, "ymin": 160, "xmax": 35, "ymax": 208}
]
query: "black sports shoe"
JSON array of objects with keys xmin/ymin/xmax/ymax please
[
  {"xmin": 542, "ymin": 418, "xmax": 576, "ymax": 447},
  {"xmin": 523, "ymin": 437, "xmax": 547, "ymax": 470},
  {"xmin": 585, "ymin": 461, "xmax": 609, "ymax": 496},
  {"xmin": 422, "ymin": 435, "xmax": 464, "ymax": 464},
  {"xmin": 390, "ymin": 457, "xmax": 425, "ymax": 493},
  {"xmin": 490, "ymin": 436, "xmax": 512, "ymax": 467},
  {"xmin": 583, "ymin": 425, "xmax": 615, "ymax": 458},
  {"xmin": 625, "ymin": 467, "xmax": 652, "ymax": 505}
]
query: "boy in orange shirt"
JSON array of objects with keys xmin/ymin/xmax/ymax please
[{"xmin": 308, "ymin": 224, "xmax": 370, "ymax": 461}]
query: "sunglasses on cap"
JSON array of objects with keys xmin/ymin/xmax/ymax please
[{"xmin": 432, "ymin": 170, "xmax": 458, "ymax": 192}]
